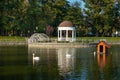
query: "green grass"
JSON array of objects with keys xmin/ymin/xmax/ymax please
[
  {"xmin": 51, "ymin": 37, "xmax": 120, "ymax": 44},
  {"xmin": 0, "ymin": 36, "xmax": 120, "ymax": 43},
  {"xmin": 0, "ymin": 36, "xmax": 26, "ymax": 42},
  {"xmin": 77, "ymin": 37, "xmax": 120, "ymax": 43}
]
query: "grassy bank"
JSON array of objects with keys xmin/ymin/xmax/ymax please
[
  {"xmin": 0, "ymin": 36, "xmax": 26, "ymax": 42},
  {"xmin": 52, "ymin": 37, "xmax": 120, "ymax": 44},
  {"xmin": 78, "ymin": 37, "xmax": 120, "ymax": 43},
  {"xmin": 0, "ymin": 36, "xmax": 120, "ymax": 44}
]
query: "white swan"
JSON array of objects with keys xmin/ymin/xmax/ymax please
[{"xmin": 33, "ymin": 53, "xmax": 40, "ymax": 61}]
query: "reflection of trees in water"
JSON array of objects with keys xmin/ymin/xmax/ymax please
[
  {"xmin": 28, "ymin": 47, "xmax": 61, "ymax": 79},
  {"xmin": 27, "ymin": 46, "xmax": 120, "ymax": 80}
]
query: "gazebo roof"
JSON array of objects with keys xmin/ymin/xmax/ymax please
[{"xmin": 59, "ymin": 21, "xmax": 73, "ymax": 27}]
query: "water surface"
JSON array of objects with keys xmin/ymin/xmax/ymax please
[{"xmin": 0, "ymin": 45, "xmax": 120, "ymax": 80}]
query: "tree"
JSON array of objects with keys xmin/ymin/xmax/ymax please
[
  {"xmin": 64, "ymin": 1, "xmax": 83, "ymax": 36},
  {"xmin": 41, "ymin": 0, "xmax": 71, "ymax": 36},
  {"xmin": 0, "ymin": 0, "xmax": 28, "ymax": 36},
  {"xmin": 83, "ymin": 0, "xmax": 119, "ymax": 36},
  {"xmin": 26, "ymin": 0, "xmax": 43, "ymax": 36},
  {"xmin": 113, "ymin": 0, "xmax": 120, "ymax": 34}
]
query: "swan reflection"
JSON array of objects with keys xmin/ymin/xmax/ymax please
[
  {"xmin": 28, "ymin": 47, "xmax": 41, "ymax": 67},
  {"xmin": 57, "ymin": 48, "xmax": 76, "ymax": 76},
  {"xmin": 28, "ymin": 47, "xmax": 57, "ymax": 67},
  {"xmin": 32, "ymin": 53, "xmax": 40, "ymax": 67}
]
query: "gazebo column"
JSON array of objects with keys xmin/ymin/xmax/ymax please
[
  {"xmin": 74, "ymin": 30, "xmax": 76, "ymax": 41},
  {"xmin": 58, "ymin": 30, "xmax": 59, "ymax": 38},
  {"xmin": 58, "ymin": 26, "xmax": 76, "ymax": 42},
  {"xmin": 58, "ymin": 29, "xmax": 62, "ymax": 41},
  {"xmin": 72, "ymin": 30, "xmax": 74, "ymax": 41},
  {"xmin": 60, "ymin": 30, "xmax": 62, "ymax": 41},
  {"xmin": 66, "ymin": 30, "xmax": 68, "ymax": 41}
]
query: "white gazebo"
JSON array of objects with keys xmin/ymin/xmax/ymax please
[{"xmin": 58, "ymin": 21, "xmax": 76, "ymax": 42}]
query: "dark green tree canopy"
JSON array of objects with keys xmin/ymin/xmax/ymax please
[
  {"xmin": 83, "ymin": 0, "xmax": 120, "ymax": 36},
  {"xmin": 0, "ymin": 0, "xmax": 120, "ymax": 37}
]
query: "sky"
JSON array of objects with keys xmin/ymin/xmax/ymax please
[
  {"xmin": 67, "ymin": 0, "xmax": 80, "ymax": 3},
  {"xmin": 67, "ymin": 0, "xmax": 85, "ymax": 9}
]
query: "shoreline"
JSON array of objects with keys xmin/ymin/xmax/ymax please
[
  {"xmin": 0, "ymin": 37, "xmax": 120, "ymax": 47},
  {"xmin": 0, "ymin": 41, "xmax": 120, "ymax": 47},
  {"xmin": 28, "ymin": 43, "xmax": 92, "ymax": 48},
  {"xmin": 0, "ymin": 42, "xmax": 27, "ymax": 46}
]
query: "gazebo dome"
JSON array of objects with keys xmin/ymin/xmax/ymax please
[{"xmin": 59, "ymin": 21, "xmax": 73, "ymax": 27}]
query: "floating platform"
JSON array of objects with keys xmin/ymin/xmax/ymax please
[{"xmin": 97, "ymin": 41, "xmax": 110, "ymax": 53}]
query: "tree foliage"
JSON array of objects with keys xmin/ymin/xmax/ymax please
[
  {"xmin": 0, "ymin": 0, "xmax": 120, "ymax": 37},
  {"xmin": 83, "ymin": 0, "xmax": 120, "ymax": 36}
]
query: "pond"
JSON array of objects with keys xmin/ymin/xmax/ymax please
[{"xmin": 0, "ymin": 45, "xmax": 120, "ymax": 80}]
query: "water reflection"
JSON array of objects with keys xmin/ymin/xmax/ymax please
[
  {"xmin": 28, "ymin": 47, "xmax": 60, "ymax": 80},
  {"xmin": 27, "ymin": 46, "xmax": 120, "ymax": 80},
  {"xmin": 28, "ymin": 47, "xmax": 57, "ymax": 67},
  {"xmin": 96, "ymin": 52, "xmax": 113, "ymax": 69},
  {"xmin": 28, "ymin": 47, "xmax": 40, "ymax": 67},
  {"xmin": 32, "ymin": 53, "xmax": 40, "ymax": 67},
  {"xmin": 2, "ymin": 45, "xmax": 120, "ymax": 80},
  {"xmin": 57, "ymin": 48, "xmax": 76, "ymax": 76},
  {"xmin": 97, "ymin": 53, "xmax": 107, "ymax": 69}
]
